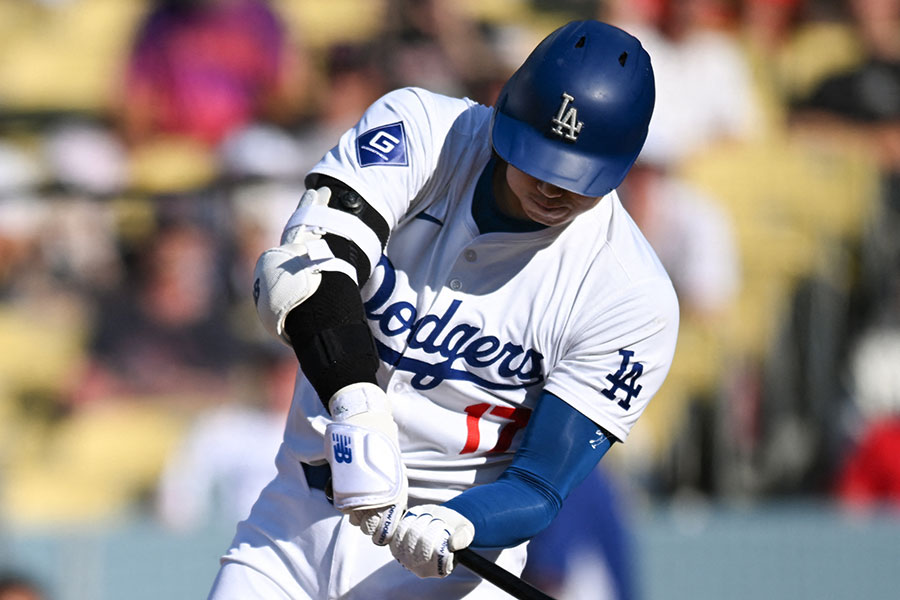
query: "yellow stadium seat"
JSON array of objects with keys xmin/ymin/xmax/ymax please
[
  {"xmin": 272, "ymin": 0, "xmax": 388, "ymax": 49},
  {"xmin": 680, "ymin": 136, "xmax": 879, "ymax": 363},
  {"xmin": 0, "ymin": 0, "xmax": 145, "ymax": 112},
  {"xmin": 2, "ymin": 401, "xmax": 188, "ymax": 525},
  {"xmin": 127, "ymin": 136, "xmax": 219, "ymax": 195},
  {"xmin": 0, "ymin": 303, "xmax": 88, "ymax": 396}
]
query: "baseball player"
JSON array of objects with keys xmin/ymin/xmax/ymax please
[{"xmin": 208, "ymin": 19, "xmax": 678, "ymax": 599}]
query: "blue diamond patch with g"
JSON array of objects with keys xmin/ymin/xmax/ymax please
[{"xmin": 356, "ymin": 122, "xmax": 408, "ymax": 167}]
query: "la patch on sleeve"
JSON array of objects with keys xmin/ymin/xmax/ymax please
[{"xmin": 356, "ymin": 122, "xmax": 409, "ymax": 167}]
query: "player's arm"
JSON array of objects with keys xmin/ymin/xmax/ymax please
[
  {"xmin": 443, "ymin": 391, "xmax": 614, "ymax": 548},
  {"xmin": 252, "ymin": 175, "xmax": 406, "ymax": 544},
  {"xmin": 389, "ymin": 280, "xmax": 678, "ymax": 578},
  {"xmin": 389, "ymin": 390, "xmax": 613, "ymax": 578},
  {"xmin": 276, "ymin": 173, "xmax": 389, "ymax": 400}
]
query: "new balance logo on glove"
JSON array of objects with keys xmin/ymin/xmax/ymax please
[{"xmin": 332, "ymin": 433, "xmax": 353, "ymax": 463}]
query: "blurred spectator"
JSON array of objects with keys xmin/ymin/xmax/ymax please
[
  {"xmin": 0, "ymin": 200, "xmax": 47, "ymax": 300},
  {"xmin": 156, "ymin": 346, "xmax": 295, "ymax": 530},
  {"xmin": 70, "ymin": 218, "xmax": 243, "ymax": 407},
  {"xmin": 789, "ymin": 0, "xmax": 900, "ymax": 193},
  {"xmin": 0, "ymin": 141, "xmax": 43, "ymax": 201},
  {"xmin": 620, "ymin": 163, "xmax": 740, "ymax": 321},
  {"xmin": 376, "ymin": 0, "xmax": 497, "ymax": 98},
  {"xmin": 295, "ymin": 42, "xmax": 390, "ymax": 169},
  {"xmin": 836, "ymin": 325, "xmax": 900, "ymax": 508},
  {"xmin": 617, "ymin": 158, "xmax": 741, "ymax": 494},
  {"xmin": 603, "ymin": 0, "xmax": 762, "ymax": 167},
  {"xmin": 0, "ymin": 139, "xmax": 46, "ymax": 299},
  {"xmin": 221, "ymin": 41, "xmax": 389, "ymax": 185},
  {"xmin": 790, "ymin": 1, "xmax": 900, "ymax": 496},
  {"xmin": 836, "ymin": 263, "xmax": 900, "ymax": 508},
  {"xmin": 118, "ymin": 0, "xmax": 310, "ymax": 149},
  {"xmin": 0, "ymin": 572, "xmax": 47, "ymax": 600},
  {"xmin": 741, "ymin": 0, "xmax": 806, "ymax": 50},
  {"xmin": 739, "ymin": 0, "xmax": 870, "ymax": 134},
  {"xmin": 600, "ymin": 0, "xmax": 753, "ymax": 495},
  {"xmin": 739, "ymin": 0, "xmax": 809, "ymax": 132},
  {"xmin": 41, "ymin": 120, "xmax": 129, "ymax": 198},
  {"xmin": 522, "ymin": 466, "xmax": 637, "ymax": 600},
  {"xmin": 0, "ymin": 156, "xmax": 122, "ymax": 302},
  {"xmin": 790, "ymin": 0, "xmax": 900, "ymax": 176},
  {"xmin": 837, "ymin": 417, "xmax": 900, "ymax": 508}
]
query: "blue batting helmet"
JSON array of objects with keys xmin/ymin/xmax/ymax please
[{"xmin": 491, "ymin": 20, "xmax": 655, "ymax": 198}]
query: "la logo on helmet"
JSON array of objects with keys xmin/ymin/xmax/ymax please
[{"xmin": 550, "ymin": 92, "xmax": 583, "ymax": 141}]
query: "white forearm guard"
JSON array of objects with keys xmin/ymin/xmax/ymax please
[
  {"xmin": 325, "ymin": 383, "xmax": 407, "ymax": 512},
  {"xmin": 253, "ymin": 187, "xmax": 359, "ymax": 343},
  {"xmin": 253, "ymin": 241, "xmax": 324, "ymax": 343}
]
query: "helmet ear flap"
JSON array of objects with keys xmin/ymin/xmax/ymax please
[{"xmin": 490, "ymin": 20, "xmax": 655, "ymax": 198}]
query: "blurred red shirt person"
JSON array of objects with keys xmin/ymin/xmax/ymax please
[{"xmin": 837, "ymin": 418, "xmax": 900, "ymax": 508}]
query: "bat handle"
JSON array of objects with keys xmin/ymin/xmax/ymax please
[{"xmin": 455, "ymin": 548, "xmax": 556, "ymax": 600}]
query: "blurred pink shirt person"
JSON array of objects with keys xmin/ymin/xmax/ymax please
[{"xmin": 121, "ymin": 0, "xmax": 305, "ymax": 147}]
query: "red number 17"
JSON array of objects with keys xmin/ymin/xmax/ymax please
[{"xmin": 460, "ymin": 402, "xmax": 532, "ymax": 455}]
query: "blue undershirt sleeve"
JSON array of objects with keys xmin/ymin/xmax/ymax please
[{"xmin": 443, "ymin": 391, "xmax": 614, "ymax": 549}]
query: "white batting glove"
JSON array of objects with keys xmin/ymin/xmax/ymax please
[
  {"xmin": 389, "ymin": 504, "xmax": 475, "ymax": 578},
  {"xmin": 349, "ymin": 504, "xmax": 405, "ymax": 545},
  {"xmin": 325, "ymin": 383, "xmax": 407, "ymax": 545}
]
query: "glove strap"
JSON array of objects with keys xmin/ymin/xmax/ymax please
[{"xmin": 328, "ymin": 382, "xmax": 391, "ymax": 421}]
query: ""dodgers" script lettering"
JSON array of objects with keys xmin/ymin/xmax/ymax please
[{"xmin": 364, "ymin": 256, "xmax": 545, "ymax": 391}]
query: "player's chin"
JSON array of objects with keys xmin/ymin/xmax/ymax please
[{"xmin": 523, "ymin": 203, "xmax": 574, "ymax": 227}]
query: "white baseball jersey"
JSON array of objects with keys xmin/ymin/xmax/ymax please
[
  {"xmin": 283, "ymin": 86, "xmax": 679, "ymax": 504},
  {"xmin": 210, "ymin": 86, "xmax": 678, "ymax": 600}
]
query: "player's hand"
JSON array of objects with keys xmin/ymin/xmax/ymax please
[
  {"xmin": 349, "ymin": 504, "xmax": 405, "ymax": 546},
  {"xmin": 324, "ymin": 382, "xmax": 408, "ymax": 545},
  {"xmin": 389, "ymin": 504, "xmax": 475, "ymax": 578}
]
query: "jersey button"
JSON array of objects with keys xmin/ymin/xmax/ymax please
[
  {"xmin": 464, "ymin": 249, "xmax": 477, "ymax": 262},
  {"xmin": 449, "ymin": 278, "xmax": 462, "ymax": 291}
]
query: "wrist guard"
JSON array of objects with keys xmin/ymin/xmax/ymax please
[{"xmin": 324, "ymin": 383, "xmax": 407, "ymax": 511}]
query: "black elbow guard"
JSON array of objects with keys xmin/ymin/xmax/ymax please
[{"xmin": 284, "ymin": 271, "xmax": 380, "ymax": 404}]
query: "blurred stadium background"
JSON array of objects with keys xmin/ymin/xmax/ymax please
[{"xmin": 0, "ymin": 0, "xmax": 899, "ymax": 598}]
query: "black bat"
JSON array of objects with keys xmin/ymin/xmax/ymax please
[{"xmin": 455, "ymin": 548, "xmax": 557, "ymax": 600}]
